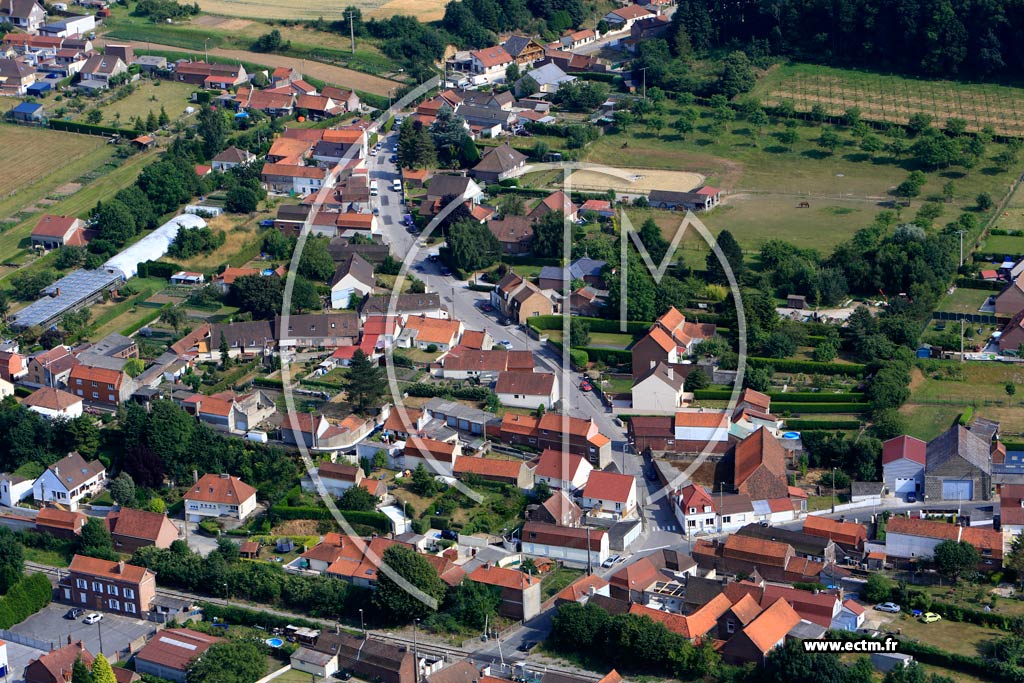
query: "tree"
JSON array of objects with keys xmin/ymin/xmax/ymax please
[
  {"xmin": 1005, "ymin": 533, "xmax": 1024, "ymax": 587},
  {"xmin": 684, "ymin": 367, "xmax": 710, "ymax": 391},
  {"xmin": 346, "ymin": 349, "xmax": 385, "ymax": 412},
  {"xmin": 533, "ymin": 479, "xmax": 552, "ymax": 502},
  {"xmin": 298, "ymin": 236, "xmax": 335, "ymax": 282},
  {"xmin": 570, "ymin": 318, "xmax": 591, "ymax": 347},
  {"xmin": 226, "ymin": 185, "xmax": 259, "ymax": 213},
  {"xmin": 976, "ymin": 192, "xmax": 994, "ymax": 211},
  {"xmin": 409, "ymin": 462, "xmax": 439, "ymax": 496},
  {"xmin": 933, "ymin": 539, "xmax": 979, "ymax": 580},
  {"xmin": 197, "ymin": 105, "xmax": 226, "ymax": 160},
  {"xmin": 291, "ymin": 275, "xmax": 321, "ymax": 313},
  {"xmin": 219, "ymin": 331, "xmax": 231, "ymax": 370},
  {"xmin": 231, "ymin": 274, "xmax": 283, "ymax": 319},
  {"xmin": 448, "ymin": 219, "xmax": 501, "ymax": 271},
  {"xmin": 158, "ymin": 106, "xmax": 169, "ymax": 127},
  {"xmin": 776, "ymin": 128, "xmax": 798, "ymax": 149},
  {"xmin": 188, "ymin": 641, "xmax": 266, "ymax": 683},
  {"xmin": 262, "ymin": 229, "xmax": 294, "ymax": 260},
  {"xmin": 90, "ymin": 654, "xmax": 116, "ymax": 683},
  {"xmin": 531, "ymin": 210, "xmax": 567, "ymax": 258},
  {"xmin": 0, "ymin": 527, "xmax": 23, "ymax": 593},
  {"xmin": 373, "ymin": 545, "xmax": 446, "ymax": 623},
  {"xmin": 818, "ymin": 129, "xmax": 841, "ymax": 154},
  {"xmin": 443, "ymin": 581, "xmax": 500, "ymax": 630},
  {"xmin": 71, "ymin": 657, "xmax": 93, "ymax": 683},
  {"xmin": 94, "ymin": 199, "xmax": 137, "ymax": 245},
  {"xmin": 706, "ymin": 229, "xmax": 744, "ymax": 284},
  {"xmin": 253, "ymin": 29, "xmax": 285, "ymax": 52},
  {"xmin": 159, "ymin": 306, "xmax": 188, "ymax": 335},
  {"xmin": 397, "ymin": 119, "xmax": 436, "ymax": 170},
  {"xmin": 109, "ymin": 472, "xmax": 136, "ymax": 507},
  {"xmin": 1007, "ymin": 381, "xmax": 1017, "ymax": 404},
  {"xmin": 338, "ymin": 484, "xmax": 377, "ymax": 511},
  {"xmin": 717, "ymin": 51, "xmax": 755, "ymax": 98},
  {"xmin": 505, "ymin": 62, "xmax": 520, "ymax": 82},
  {"xmin": 863, "ymin": 573, "xmax": 894, "ymax": 603},
  {"xmin": 78, "ymin": 517, "xmax": 117, "ymax": 561}
]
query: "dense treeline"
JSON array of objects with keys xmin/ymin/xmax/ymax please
[
  {"xmin": 674, "ymin": 0, "xmax": 1024, "ymax": 78},
  {"xmin": 0, "ymin": 399, "xmax": 101, "ymax": 474}
]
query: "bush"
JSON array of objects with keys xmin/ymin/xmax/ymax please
[
  {"xmin": 0, "ymin": 573, "xmax": 52, "ymax": 629},
  {"xmin": 783, "ymin": 419, "xmax": 862, "ymax": 430},
  {"xmin": 747, "ymin": 357, "xmax": 865, "ymax": 376},
  {"xmin": 569, "ymin": 349, "xmax": 589, "ymax": 369}
]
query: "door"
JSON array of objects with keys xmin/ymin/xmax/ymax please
[
  {"xmin": 893, "ymin": 477, "xmax": 916, "ymax": 494},
  {"xmin": 942, "ymin": 480, "xmax": 973, "ymax": 501}
]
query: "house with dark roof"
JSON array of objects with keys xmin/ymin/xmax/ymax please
[
  {"xmin": 471, "ymin": 142, "xmax": 528, "ymax": 183},
  {"xmin": 105, "ymin": 508, "xmax": 179, "ymax": 553},
  {"xmin": 502, "ymin": 35, "xmax": 545, "ymax": 65},
  {"xmin": 308, "ymin": 632, "xmax": 414, "ymax": 683},
  {"xmin": 487, "ymin": 215, "xmax": 534, "ymax": 254},
  {"xmin": 883, "ymin": 434, "xmax": 927, "ymax": 499},
  {"xmin": 631, "ymin": 362, "xmax": 688, "ymax": 412},
  {"xmin": 995, "ymin": 274, "xmax": 1024, "ymax": 316},
  {"xmin": 527, "ymin": 489, "xmax": 582, "ymax": 527},
  {"xmin": 32, "ymin": 452, "xmax": 105, "ymax": 511},
  {"xmin": 735, "ymin": 523, "xmax": 838, "ymax": 564},
  {"xmin": 924, "ymin": 425, "xmax": 992, "ymax": 501},
  {"xmin": 1, "ymin": 0, "xmax": 46, "ymax": 34},
  {"xmin": 211, "ymin": 146, "xmax": 255, "ymax": 172},
  {"xmin": 361, "ymin": 293, "xmax": 447, "ymax": 320},
  {"xmin": 79, "ymin": 54, "xmax": 126, "ymax": 86},
  {"xmin": 23, "ymin": 386, "xmax": 83, "ymax": 420},
  {"xmin": 330, "ymin": 252, "xmax": 375, "ymax": 309},
  {"xmin": 647, "ymin": 187, "xmax": 720, "ymax": 212},
  {"xmin": 537, "ymin": 257, "xmax": 606, "ymax": 291},
  {"xmin": 300, "ymin": 462, "xmax": 365, "ymax": 498},
  {"xmin": 490, "ymin": 271, "xmax": 554, "ymax": 324}
]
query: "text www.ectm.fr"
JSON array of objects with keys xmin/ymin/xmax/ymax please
[{"xmin": 803, "ymin": 638, "xmax": 899, "ymax": 653}]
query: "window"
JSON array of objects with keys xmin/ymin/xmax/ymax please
[
  {"xmin": 123, "ymin": 588, "xmax": 135, "ymax": 599},
  {"xmin": 91, "ymin": 392, "xmax": 98, "ymax": 399},
  {"xmin": 722, "ymin": 516, "xmax": 731, "ymax": 523},
  {"xmin": 108, "ymin": 394, "xmax": 115, "ymax": 402},
  {"xmin": 688, "ymin": 520, "xmax": 696, "ymax": 528},
  {"xmin": 108, "ymin": 599, "xmax": 120, "ymax": 611},
  {"xmin": 107, "ymin": 585, "xmax": 119, "ymax": 596},
  {"xmin": 92, "ymin": 581, "xmax": 102, "ymax": 592},
  {"xmin": 126, "ymin": 602, "xmax": 136, "ymax": 614},
  {"xmin": 726, "ymin": 619, "xmax": 736, "ymax": 634},
  {"xmin": 76, "ymin": 578, "xmax": 87, "ymax": 589},
  {"xmin": 688, "ymin": 507, "xmax": 696, "ymax": 514}
]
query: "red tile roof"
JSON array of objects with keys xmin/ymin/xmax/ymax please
[
  {"xmin": 882, "ymin": 434, "xmax": 927, "ymax": 465},
  {"xmin": 885, "ymin": 515, "xmax": 961, "ymax": 541},
  {"xmin": 555, "ymin": 573, "xmax": 608, "ymax": 603},
  {"xmin": 454, "ymin": 457, "xmax": 524, "ymax": 479},
  {"xmin": 471, "ymin": 46, "xmax": 513, "ymax": 69},
  {"xmin": 469, "ymin": 564, "xmax": 539, "ymax": 590},
  {"xmin": 32, "ymin": 214, "xmax": 79, "ymax": 238},
  {"xmin": 404, "ymin": 437, "xmax": 458, "ymax": 462},
  {"xmin": 185, "ymin": 473, "xmax": 256, "ymax": 505},
  {"xmin": 68, "ymin": 554, "xmax": 152, "ymax": 584},
  {"xmin": 104, "ymin": 508, "xmax": 174, "ymax": 543},
  {"xmin": 742, "ymin": 598, "xmax": 801, "ymax": 654},
  {"xmin": 36, "ymin": 507, "xmax": 86, "ymax": 533},
  {"xmin": 533, "ymin": 449, "xmax": 589, "ymax": 480},
  {"xmin": 674, "ymin": 411, "xmax": 730, "ymax": 428},
  {"xmin": 23, "ymin": 386, "xmax": 81, "ymax": 410},
  {"xmin": 582, "ymin": 471, "xmax": 635, "ymax": 503},
  {"xmin": 802, "ymin": 515, "xmax": 867, "ymax": 548},
  {"xmin": 495, "ymin": 371, "xmax": 555, "ymax": 397}
]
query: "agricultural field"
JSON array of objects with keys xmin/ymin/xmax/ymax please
[
  {"xmin": 0, "ymin": 126, "xmax": 103, "ymax": 201},
  {"xmin": 192, "ymin": 0, "xmax": 447, "ymax": 21},
  {"xmin": 754, "ymin": 62, "xmax": 1024, "ymax": 137},
  {"xmin": 564, "ymin": 167, "xmax": 704, "ymax": 195},
  {"xmin": 902, "ymin": 362, "xmax": 1024, "ymax": 439}
]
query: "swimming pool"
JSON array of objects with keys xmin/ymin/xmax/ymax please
[
  {"xmin": 782, "ymin": 431, "xmax": 800, "ymax": 439},
  {"xmin": 265, "ymin": 637, "xmax": 284, "ymax": 648}
]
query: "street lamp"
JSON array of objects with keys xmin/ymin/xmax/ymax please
[
  {"xmin": 413, "ymin": 618, "xmax": 420, "ymax": 683},
  {"xmin": 359, "ymin": 608, "xmax": 365, "ymax": 637},
  {"xmin": 223, "ymin": 582, "xmax": 229, "ymax": 607},
  {"xmin": 831, "ymin": 467, "xmax": 837, "ymax": 514}
]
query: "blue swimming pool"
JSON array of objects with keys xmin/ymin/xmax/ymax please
[
  {"xmin": 782, "ymin": 432, "xmax": 800, "ymax": 439},
  {"xmin": 265, "ymin": 638, "xmax": 284, "ymax": 648}
]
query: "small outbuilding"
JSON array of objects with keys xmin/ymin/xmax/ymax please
[{"xmin": 10, "ymin": 101, "xmax": 43, "ymax": 122}]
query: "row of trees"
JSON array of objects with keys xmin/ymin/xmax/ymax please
[{"xmin": 0, "ymin": 399, "xmax": 101, "ymax": 474}]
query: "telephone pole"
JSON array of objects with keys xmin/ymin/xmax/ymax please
[
  {"xmin": 956, "ymin": 229, "xmax": 966, "ymax": 267},
  {"xmin": 347, "ymin": 10, "xmax": 356, "ymax": 55}
]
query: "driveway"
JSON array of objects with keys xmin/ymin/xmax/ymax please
[{"xmin": 11, "ymin": 603, "xmax": 157, "ymax": 660}]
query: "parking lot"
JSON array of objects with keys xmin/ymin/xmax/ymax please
[
  {"xmin": 10, "ymin": 603, "xmax": 157, "ymax": 660},
  {"xmin": 3, "ymin": 639, "xmax": 49, "ymax": 683}
]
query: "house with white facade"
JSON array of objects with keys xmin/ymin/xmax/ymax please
[
  {"xmin": 674, "ymin": 484, "xmax": 717, "ymax": 534},
  {"xmin": 521, "ymin": 521, "xmax": 609, "ymax": 567},
  {"xmin": 22, "ymin": 386, "xmax": 83, "ymax": 419},
  {"xmin": 183, "ymin": 473, "xmax": 257, "ymax": 522},
  {"xmin": 403, "ymin": 437, "xmax": 461, "ymax": 476},
  {"xmin": 882, "ymin": 434, "xmax": 926, "ymax": 499},
  {"xmin": 330, "ymin": 253, "xmax": 375, "ymax": 309},
  {"xmin": 631, "ymin": 363, "xmax": 687, "ymax": 412},
  {"xmin": 301, "ymin": 462, "xmax": 365, "ymax": 498},
  {"xmin": 32, "ymin": 452, "xmax": 105, "ymax": 511},
  {"xmin": 581, "ymin": 471, "xmax": 637, "ymax": 519},
  {"xmin": 495, "ymin": 371, "xmax": 559, "ymax": 409},
  {"xmin": 0, "ymin": 472, "xmax": 34, "ymax": 507},
  {"xmin": 674, "ymin": 410, "xmax": 731, "ymax": 450},
  {"xmin": 533, "ymin": 449, "xmax": 593, "ymax": 490}
]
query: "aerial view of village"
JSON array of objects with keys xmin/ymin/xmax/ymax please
[{"xmin": 3, "ymin": 0, "xmax": 1024, "ymax": 682}]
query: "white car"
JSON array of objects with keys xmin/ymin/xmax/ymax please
[
  {"xmin": 83, "ymin": 613, "xmax": 103, "ymax": 624},
  {"xmin": 874, "ymin": 602, "xmax": 901, "ymax": 613},
  {"xmin": 499, "ymin": 340, "xmax": 513, "ymax": 350}
]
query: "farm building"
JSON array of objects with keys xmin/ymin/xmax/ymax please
[
  {"xmin": 104, "ymin": 214, "xmax": 207, "ymax": 279},
  {"xmin": 11, "ymin": 267, "xmax": 124, "ymax": 330}
]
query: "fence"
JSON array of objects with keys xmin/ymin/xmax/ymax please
[
  {"xmin": 931, "ymin": 311, "xmax": 1002, "ymax": 324},
  {"xmin": 0, "ymin": 628, "xmax": 52, "ymax": 652}
]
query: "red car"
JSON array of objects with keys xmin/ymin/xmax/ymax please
[{"xmin": 579, "ymin": 380, "xmax": 593, "ymax": 392}]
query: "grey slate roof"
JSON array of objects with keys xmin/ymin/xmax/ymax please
[
  {"xmin": 925, "ymin": 425, "xmax": 992, "ymax": 475},
  {"xmin": 330, "ymin": 252, "xmax": 375, "ymax": 289},
  {"xmin": 473, "ymin": 143, "xmax": 527, "ymax": 174}
]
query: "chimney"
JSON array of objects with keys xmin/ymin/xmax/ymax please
[
  {"xmin": 667, "ymin": 367, "xmax": 674, "ymax": 381},
  {"xmin": 54, "ymin": 466, "xmax": 59, "ymax": 478},
  {"xmin": 117, "ymin": 560, "xmax": 125, "ymax": 574},
  {"xmin": 650, "ymin": 360, "xmax": 655, "ymax": 369},
  {"xmin": 588, "ymin": 585, "xmax": 596, "ymax": 596},
  {"xmin": 55, "ymin": 288, "xmax": 61, "ymax": 297},
  {"xmin": 220, "ymin": 473, "xmax": 230, "ymax": 478}
]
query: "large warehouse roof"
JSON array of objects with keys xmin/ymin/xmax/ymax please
[
  {"xmin": 104, "ymin": 213, "xmax": 207, "ymax": 279},
  {"xmin": 12, "ymin": 267, "xmax": 124, "ymax": 329}
]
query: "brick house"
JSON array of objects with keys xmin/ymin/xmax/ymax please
[
  {"xmin": 105, "ymin": 508, "xmax": 179, "ymax": 553},
  {"xmin": 60, "ymin": 555, "xmax": 156, "ymax": 617},
  {"xmin": 490, "ymin": 272, "xmax": 554, "ymax": 324},
  {"xmin": 995, "ymin": 275, "xmax": 1024, "ymax": 316},
  {"xmin": 729, "ymin": 428, "xmax": 789, "ymax": 500},
  {"xmin": 67, "ymin": 364, "xmax": 133, "ymax": 408},
  {"xmin": 494, "ymin": 413, "xmax": 612, "ymax": 467},
  {"xmin": 453, "ymin": 456, "xmax": 534, "ymax": 489},
  {"xmin": 24, "ymin": 642, "xmax": 93, "ymax": 683},
  {"xmin": 468, "ymin": 564, "xmax": 541, "ymax": 620}
]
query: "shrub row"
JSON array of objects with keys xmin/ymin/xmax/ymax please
[
  {"xmin": 956, "ymin": 277, "xmax": 1005, "ymax": 291},
  {"xmin": 690, "ymin": 390, "xmax": 864, "ymax": 403},
  {"xmin": 299, "ymin": 378, "xmax": 345, "ymax": 391},
  {"xmin": 269, "ymin": 505, "xmax": 389, "ymax": 531},
  {"xmin": 200, "ymin": 602, "xmax": 325, "ymax": 631},
  {"xmin": 748, "ymin": 357, "xmax": 866, "ymax": 377},
  {"xmin": 773, "ymin": 402, "xmax": 870, "ymax": 414},
  {"xmin": 137, "ymin": 261, "xmax": 181, "ymax": 279},
  {"xmin": 253, "ymin": 377, "xmax": 285, "ymax": 389},
  {"xmin": 959, "ymin": 406, "xmax": 975, "ymax": 425},
  {"xmin": 928, "ymin": 600, "xmax": 1017, "ymax": 631},
  {"xmin": 49, "ymin": 119, "xmax": 141, "ymax": 138},
  {"xmin": 0, "ymin": 573, "xmax": 52, "ymax": 629},
  {"xmin": 783, "ymin": 419, "xmax": 862, "ymax": 430},
  {"xmin": 528, "ymin": 315, "xmax": 651, "ymax": 335},
  {"xmin": 466, "ymin": 283, "xmax": 494, "ymax": 292}
]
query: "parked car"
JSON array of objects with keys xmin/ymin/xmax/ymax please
[
  {"xmin": 906, "ymin": 492, "xmax": 917, "ymax": 503},
  {"xmin": 83, "ymin": 613, "xmax": 103, "ymax": 624},
  {"xmin": 64, "ymin": 608, "xmax": 84, "ymax": 620},
  {"xmin": 580, "ymin": 380, "xmax": 593, "ymax": 392},
  {"xmin": 874, "ymin": 603, "xmax": 901, "ymax": 613},
  {"xmin": 601, "ymin": 554, "xmax": 621, "ymax": 568},
  {"xmin": 920, "ymin": 612, "xmax": 941, "ymax": 623},
  {"xmin": 499, "ymin": 340, "xmax": 513, "ymax": 350},
  {"xmin": 517, "ymin": 641, "xmax": 538, "ymax": 652}
]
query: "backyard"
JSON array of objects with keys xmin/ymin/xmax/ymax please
[
  {"xmin": 934, "ymin": 287, "xmax": 993, "ymax": 315},
  {"xmin": 902, "ymin": 361, "xmax": 1024, "ymax": 438},
  {"xmin": 81, "ymin": 79, "xmax": 198, "ymax": 127}
]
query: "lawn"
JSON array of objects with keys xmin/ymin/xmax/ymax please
[
  {"xmin": 86, "ymin": 79, "xmax": 198, "ymax": 127},
  {"xmin": 165, "ymin": 213, "xmax": 267, "ymax": 272},
  {"xmin": 547, "ymin": 330, "xmax": 637, "ymax": 349},
  {"xmin": 807, "ymin": 494, "xmax": 850, "ymax": 511},
  {"xmin": 903, "ymin": 362, "xmax": 1024, "ymax": 437},
  {"xmin": 981, "ymin": 234, "xmax": 1024, "ymax": 257},
  {"xmin": 899, "ymin": 403, "xmax": 963, "ymax": 441},
  {"xmin": 541, "ymin": 565, "xmax": 584, "ymax": 601},
  {"xmin": 934, "ymin": 287, "xmax": 992, "ymax": 314},
  {"xmin": 896, "ymin": 614, "xmax": 1002, "ymax": 658},
  {"xmin": 85, "ymin": 278, "xmax": 167, "ymax": 341}
]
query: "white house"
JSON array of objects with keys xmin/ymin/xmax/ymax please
[
  {"xmin": 674, "ymin": 410, "xmax": 731, "ymax": 444},
  {"xmin": 39, "ymin": 13, "xmax": 95, "ymax": 38},
  {"xmin": 495, "ymin": 371, "xmax": 559, "ymax": 409},
  {"xmin": 22, "ymin": 386, "xmax": 83, "ymax": 420},
  {"xmin": 0, "ymin": 472, "xmax": 35, "ymax": 507},
  {"xmin": 631, "ymin": 363, "xmax": 687, "ymax": 412},
  {"xmin": 602, "ymin": 4, "xmax": 654, "ymax": 31},
  {"xmin": 301, "ymin": 462, "xmax": 364, "ymax": 498},
  {"xmin": 184, "ymin": 473, "xmax": 257, "ymax": 522},
  {"xmin": 211, "ymin": 146, "xmax": 255, "ymax": 172},
  {"xmin": 0, "ymin": 378, "xmax": 12, "ymax": 399},
  {"xmin": 291, "ymin": 648, "xmax": 338, "ymax": 679},
  {"xmin": 674, "ymin": 484, "xmax": 717, "ymax": 534},
  {"xmin": 882, "ymin": 435, "xmax": 926, "ymax": 498},
  {"xmin": 832, "ymin": 600, "xmax": 866, "ymax": 632},
  {"xmin": 885, "ymin": 515, "xmax": 1002, "ymax": 564},
  {"xmin": 329, "ymin": 253, "xmax": 375, "ymax": 309},
  {"xmin": 581, "ymin": 471, "xmax": 637, "ymax": 519},
  {"xmin": 1001, "ymin": 485, "xmax": 1024, "ymax": 539},
  {"xmin": 533, "ymin": 449, "xmax": 593, "ymax": 490},
  {"xmin": 1, "ymin": 0, "xmax": 47, "ymax": 34},
  {"xmin": 32, "ymin": 452, "xmax": 106, "ymax": 511},
  {"xmin": 469, "ymin": 46, "xmax": 514, "ymax": 82},
  {"xmin": 521, "ymin": 521, "xmax": 609, "ymax": 567}
]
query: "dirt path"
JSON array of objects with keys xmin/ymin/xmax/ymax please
[{"xmin": 99, "ymin": 39, "xmax": 401, "ymax": 96}]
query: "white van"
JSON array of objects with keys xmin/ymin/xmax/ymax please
[
  {"xmin": 392, "ymin": 179, "xmax": 402, "ymax": 192},
  {"xmin": 370, "ymin": 180, "xmax": 379, "ymax": 196}
]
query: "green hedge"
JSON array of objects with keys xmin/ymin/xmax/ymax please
[
  {"xmin": 956, "ymin": 277, "xmax": 1005, "ymax": 291},
  {"xmin": 578, "ymin": 347, "xmax": 631, "ymax": 365},
  {"xmin": 773, "ymin": 402, "xmax": 870, "ymax": 414},
  {"xmin": 49, "ymin": 119, "xmax": 141, "ymax": 138},
  {"xmin": 527, "ymin": 315, "xmax": 651, "ymax": 335},
  {"xmin": 137, "ymin": 261, "xmax": 180, "ymax": 279},
  {"xmin": 959, "ymin": 406, "xmax": 974, "ymax": 425},
  {"xmin": 253, "ymin": 377, "xmax": 285, "ymax": 389},
  {"xmin": 748, "ymin": 357, "xmax": 865, "ymax": 377},
  {"xmin": 467, "ymin": 283, "xmax": 494, "ymax": 292},
  {"xmin": 784, "ymin": 419, "xmax": 862, "ymax": 430},
  {"xmin": 0, "ymin": 573, "xmax": 52, "ymax": 629},
  {"xmin": 271, "ymin": 505, "xmax": 389, "ymax": 531},
  {"xmin": 299, "ymin": 378, "xmax": 345, "ymax": 391},
  {"xmin": 691, "ymin": 390, "xmax": 865, "ymax": 402},
  {"xmin": 200, "ymin": 602, "xmax": 325, "ymax": 631}
]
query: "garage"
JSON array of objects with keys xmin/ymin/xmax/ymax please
[
  {"xmin": 942, "ymin": 480, "xmax": 973, "ymax": 501},
  {"xmin": 893, "ymin": 477, "xmax": 917, "ymax": 494}
]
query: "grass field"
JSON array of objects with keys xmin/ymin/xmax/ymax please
[
  {"xmin": 903, "ymin": 362, "xmax": 1024, "ymax": 438},
  {"xmin": 934, "ymin": 287, "xmax": 992, "ymax": 314},
  {"xmin": 0, "ymin": 126, "xmax": 102, "ymax": 200},
  {"xmin": 165, "ymin": 213, "xmax": 266, "ymax": 272},
  {"xmin": 896, "ymin": 615, "xmax": 1002, "ymax": 658},
  {"xmin": 981, "ymin": 233, "xmax": 1024, "ymax": 257},
  {"xmin": 754, "ymin": 62, "xmax": 1024, "ymax": 137},
  {"xmin": 86, "ymin": 80, "xmax": 197, "ymax": 127},
  {"xmin": 192, "ymin": 0, "xmax": 447, "ymax": 20}
]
